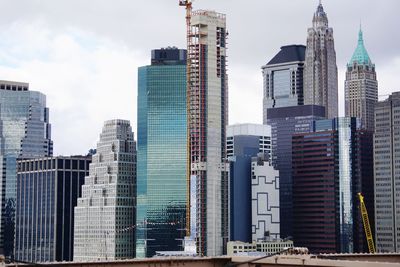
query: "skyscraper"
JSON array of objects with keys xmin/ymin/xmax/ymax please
[
  {"xmin": 0, "ymin": 80, "xmax": 53, "ymax": 257},
  {"xmin": 304, "ymin": 3, "xmax": 338, "ymax": 119},
  {"xmin": 345, "ymin": 28, "xmax": 378, "ymax": 131},
  {"xmin": 227, "ymin": 124, "xmax": 271, "ymax": 243},
  {"xmin": 74, "ymin": 120, "xmax": 136, "ymax": 261},
  {"xmin": 136, "ymin": 47, "xmax": 187, "ymax": 257},
  {"xmin": 266, "ymin": 105, "xmax": 325, "ymax": 239},
  {"xmin": 188, "ymin": 10, "xmax": 228, "ymax": 256},
  {"xmin": 292, "ymin": 117, "xmax": 373, "ymax": 253},
  {"xmin": 262, "ymin": 45, "xmax": 306, "ymax": 123},
  {"xmin": 374, "ymin": 92, "xmax": 400, "ymax": 252},
  {"xmin": 15, "ymin": 156, "xmax": 91, "ymax": 262}
]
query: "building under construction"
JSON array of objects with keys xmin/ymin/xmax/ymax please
[{"xmin": 180, "ymin": 1, "xmax": 229, "ymax": 257}]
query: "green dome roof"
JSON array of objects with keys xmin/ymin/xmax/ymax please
[{"xmin": 349, "ymin": 29, "xmax": 372, "ymax": 66}]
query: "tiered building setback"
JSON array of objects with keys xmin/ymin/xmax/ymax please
[{"xmin": 74, "ymin": 120, "xmax": 136, "ymax": 261}]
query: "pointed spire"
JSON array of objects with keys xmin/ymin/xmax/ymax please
[
  {"xmin": 358, "ymin": 27, "xmax": 364, "ymax": 45},
  {"xmin": 349, "ymin": 27, "xmax": 372, "ymax": 66}
]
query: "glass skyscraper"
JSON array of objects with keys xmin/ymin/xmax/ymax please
[
  {"xmin": 0, "ymin": 80, "xmax": 53, "ymax": 257},
  {"xmin": 136, "ymin": 48, "xmax": 187, "ymax": 257},
  {"xmin": 15, "ymin": 156, "xmax": 91, "ymax": 262},
  {"xmin": 292, "ymin": 117, "xmax": 373, "ymax": 253},
  {"xmin": 266, "ymin": 105, "xmax": 325, "ymax": 239}
]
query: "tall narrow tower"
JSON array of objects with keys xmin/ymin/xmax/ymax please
[
  {"xmin": 188, "ymin": 10, "xmax": 228, "ymax": 256},
  {"xmin": 345, "ymin": 28, "xmax": 378, "ymax": 130},
  {"xmin": 304, "ymin": 2, "xmax": 338, "ymax": 119}
]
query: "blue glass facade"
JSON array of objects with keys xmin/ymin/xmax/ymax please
[
  {"xmin": 15, "ymin": 157, "xmax": 90, "ymax": 262},
  {"xmin": 136, "ymin": 49, "xmax": 187, "ymax": 257},
  {"xmin": 0, "ymin": 81, "xmax": 52, "ymax": 257}
]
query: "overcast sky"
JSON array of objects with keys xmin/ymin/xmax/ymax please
[{"xmin": 0, "ymin": 0, "xmax": 399, "ymax": 155}]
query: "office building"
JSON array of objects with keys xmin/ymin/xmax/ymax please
[
  {"xmin": 251, "ymin": 153, "xmax": 280, "ymax": 242},
  {"xmin": 345, "ymin": 28, "xmax": 378, "ymax": 131},
  {"xmin": 292, "ymin": 117, "xmax": 373, "ymax": 253},
  {"xmin": 304, "ymin": 3, "xmax": 338, "ymax": 119},
  {"xmin": 262, "ymin": 45, "xmax": 306, "ymax": 123},
  {"xmin": 266, "ymin": 105, "xmax": 325, "ymax": 239},
  {"xmin": 0, "ymin": 80, "xmax": 53, "ymax": 257},
  {"xmin": 188, "ymin": 10, "xmax": 228, "ymax": 256},
  {"xmin": 227, "ymin": 124, "xmax": 271, "ymax": 243},
  {"xmin": 136, "ymin": 47, "xmax": 187, "ymax": 257},
  {"xmin": 15, "ymin": 156, "xmax": 91, "ymax": 262},
  {"xmin": 374, "ymin": 92, "xmax": 400, "ymax": 252},
  {"xmin": 73, "ymin": 120, "xmax": 136, "ymax": 261}
]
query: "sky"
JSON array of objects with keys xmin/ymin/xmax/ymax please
[{"xmin": 0, "ymin": 0, "xmax": 399, "ymax": 156}]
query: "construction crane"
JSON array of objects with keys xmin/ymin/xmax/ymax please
[
  {"xmin": 358, "ymin": 192, "xmax": 375, "ymax": 253},
  {"xmin": 179, "ymin": 0, "xmax": 192, "ymax": 238}
]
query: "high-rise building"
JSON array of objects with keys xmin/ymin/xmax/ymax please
[
  {"xmin": 374, "ymin": 92, "xmax": 400, "ymax": 252},
  {"xmin": 15, "ymin": 156, "xmax": 91, "ymax": 262},
  {"xmin": 226, "ymin": 124, "xmax": 271, "ymax": 243},
  {"xmin": 304, "ymin": 3, "xmax": 338, "ymax": 119},
  {"xmin": 262, "ymin": 45, "xmax": 306, "ymax": 123},
  {"xmin": 251, "ymin": 153, "xmax": 280, "ymax": 242},
  {"xmin": 136, "ymin": 47, "xmax": 187, "ymax": 257},
  {"xmin": 0, "ymin": 80, "xmax": 53, "ymax": 257},
  {"xmin": 345, "ymin": 28, "xmax": 378, "ymax": 131},
  {"xmin": 292, "ymin": 117, "xmax": 373, "ymax": 253},
  {"xmin": 266, "ymin": 105, "xmax": 325, "ymax": 239},
  {"xmin": 73, "ymin": 120, "xmax": 136, "ymax": 261},
  {"xmin": 188, "ymin": 10, "xmax": 228, "ymax": 256}
]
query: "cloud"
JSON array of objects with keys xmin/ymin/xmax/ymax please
[{"xmin": 0, "ymin": 20, "xmax": 147, "ymax": 155}]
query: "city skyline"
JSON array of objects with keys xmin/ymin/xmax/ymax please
[{"xmin": 0, "ymin": 0, "xmax": 399, "ymax": 156}]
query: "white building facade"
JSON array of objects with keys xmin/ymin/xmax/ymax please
[
  {"xmin": 73, "ymin": 120, "xmax": 136, "ymax": 261},
  {"xmin": 251, "ymin": 154, "xmax": 280, "ymax": 242}
]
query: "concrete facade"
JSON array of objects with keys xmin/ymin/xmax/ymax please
[
  {"xmin": 304, "ymin": 3, "xmax": 338, "ymax": 119},
  {"xmin": 189, "ymin": 10, "xmax": 228, "ymax": 256},
  {"xmin": 374, "ymin": 92, "xmax": 400, "ymax": 252},
  {"xmin": 73, "ymin": 120, "xmax": 136, "ymax": 261}
]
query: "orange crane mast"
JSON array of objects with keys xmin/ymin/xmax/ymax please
[{"xmin": 179, "ymin": 0, "xmax": 192, "ymax": 238}]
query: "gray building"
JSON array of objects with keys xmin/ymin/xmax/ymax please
[
  {"xmin": 345, "ymin": 28, "xmax": 378, "ymax": 131},
  {"xmin": 74, "ymin": 120, "xmax": 136, "ymax": 261},
  {"xmin": 262, "ymin": 45, "xmax": 305, "ymax": 123},
  {"xmin": 374, "ymin": 92, "xmax": 400, "ymax": 252},
  {"xmin": 0, "ymin": 80, "xmax": 53, "ymax": 257},
  {"xmin": 304, "ymin": 3, "xmax": 338, "ymax": 119},
  {"xmin": 227, "ymin": 124, "xmax": 271, "ymax": 243},
  {"xmin": 266, "ymin": 105, "xmax": 325, "ymax": 239},
  {"xmin": 15, "ymin": 156, "xmax": 91, "ymax": 262}
]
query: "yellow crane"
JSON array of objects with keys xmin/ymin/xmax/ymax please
[
  {"xmin": 179, "ymin": 0, "xmax": 192, "ymax": 238},
  {"xmin": 358, "ymin": 192, "xmax": 375, "ymax": 253}
]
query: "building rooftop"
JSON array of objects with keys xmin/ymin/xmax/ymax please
[
  {"xmin": 348, "ymin": 29, "xmax": 372, "ymax": 66},
  {"xmin": 266, "ymin": 45, "xmax": 306, "ymax": 65}
]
